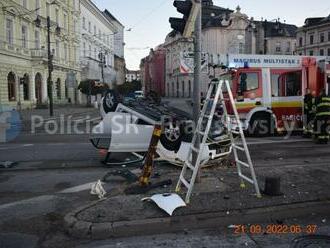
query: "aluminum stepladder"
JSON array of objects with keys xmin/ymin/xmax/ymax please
[{"xmin": 176, "ymin": 79, "xmax": 261, "ymax": 204}]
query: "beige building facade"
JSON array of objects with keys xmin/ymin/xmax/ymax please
[
  {"xmin": 0, "ymin": 0, "xmax": 81, "ymax": 110},
  {"xmin": 296, "ymin": 16, "xmax": 330, "ymax": 56}
]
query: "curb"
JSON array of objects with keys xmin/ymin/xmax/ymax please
[{"xmin": 64, "ymin": 199, "xmax": 330, "ymax": 240}]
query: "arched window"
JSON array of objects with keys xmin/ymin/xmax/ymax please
[
  {"xmin": 23, "ymin": 74, "xmax": 30, "ymax": 101},
  {"xmin": 56, "ymin": 78, "xmax": 61, "ymax": 99},
  {"xmin": 188, "ymin": 80, "xmax": 191, "ymax": 98},
  {"xmin": 7, "ymin": 72, "xmax": 16, "ymax": 101}
]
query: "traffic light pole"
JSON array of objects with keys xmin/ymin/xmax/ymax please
[
  {"xmin": 192, "ymin": 1, "xmax": 201, "ymax": 174},
  {"xmin": 47, "ymin": 16, "xmax": 54, "ymax": 117}
]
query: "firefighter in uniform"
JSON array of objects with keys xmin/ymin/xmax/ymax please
[
  {"xmin": 313, "ymin": 90, "xmax": 330, "ymax": 144},
  {"xmin": 303, "ymin": 89, "xmax": 316, "ymax": 136}
]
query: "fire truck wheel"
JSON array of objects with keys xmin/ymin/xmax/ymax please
[
  {"xmin": 103, "ymin": 90, "xmax": 119, "ymax": 113},
  {"xmin": 160, "ymin": 120, "xmax": 183, "ymax": 152},
  {"xmin": 249, "ymin": 113, "xmax": 273, "ymax": 137}
]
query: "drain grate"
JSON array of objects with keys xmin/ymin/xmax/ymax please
[{"xmin": 291, "ymin": 235, "xmax": 330, "ymax": 248}]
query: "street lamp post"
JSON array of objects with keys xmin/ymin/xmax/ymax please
[
  {"xmin": 35, "ymin": 11, "xmax": 60, "ymax": 117},
  {"xmin": 47, "ymin": 16, "xmax": 54, "ymax": 117}
]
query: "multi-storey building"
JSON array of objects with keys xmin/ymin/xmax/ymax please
[
  {"xmin": 164, "ymin": 0, "xmax": 298, "ymax": 98},
  {"xmin": 80, "ymin": 0, "xmax": 116, "ymax": 88},
  {"xmin": 296, "ymin": 16, "xmax": 330, "ymax": 56},
  {"xmin": 140, "ymin": 46, "xmax": 166, "ymax": 96},
  {"xmin": 126, "ymin": 70, "xmax": 140, "ymax": 83},
  {"xmin": 0, "ymin": 0, "xmax": 81, "ymax": 109},
  {"xmin": 103, "ymin": 9, "xmax": 126, "ymax": 86}
]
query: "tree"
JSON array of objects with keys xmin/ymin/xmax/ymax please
[{"xmin": 78, "ymin": 80, "xmax": 109, "ymax": 106}]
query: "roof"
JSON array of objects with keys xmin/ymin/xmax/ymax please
[
  {"xmin": 255, "ymin": 20, "xmax": 298, "ymax": 38},
  {"xmin": 303, "ymin": 15, "xmax": 330, "ymax": 27},
  {"xmin": 103, "ymin": 9, "xmax": 124, "ymax": 27}
]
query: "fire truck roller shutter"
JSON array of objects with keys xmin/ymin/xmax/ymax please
[{"xmin": 248, "ymin": 111, "xmax": 276, "ymax": 137}]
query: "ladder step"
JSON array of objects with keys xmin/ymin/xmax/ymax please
[
  {"xmin": 239, "ymin": 173, "xmax": 254, "ymax": 184},
  {"xmin": 231, "ymin": 130, "xmax": 240, "ymax": 135},
  {"xmin": 180, "ymin": 176, "xmax": 191, "ymax": 189},
  {"xmin": 197, "ymin": 130, "xmax": 206, "ymax": 136},
  {"xmin": 203, "ymin": 114, "xmax": 211, "ymax": 119},
  {"xmin": 191, "ymin": 146, "xmax": 199, "ymax": 153},
  {"xmin": 232, "ymin": 144, "xmax": 245, "ymax": 151},
  {"xmin": 185, "ymin": 161, "xmax": 195, "ymax": 170},
  {"xmin": 237, "ymin": 160, "xmax": 250, "ymax": 168}
]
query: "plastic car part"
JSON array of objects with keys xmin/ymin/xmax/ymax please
[{"xmin": 142, "ymin": 193, "xmax": 186, "ymax": 216}]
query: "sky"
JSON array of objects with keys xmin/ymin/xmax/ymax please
[{"xmin": 93, "ymin": 0, "xmax": 330, "ymax": 70}]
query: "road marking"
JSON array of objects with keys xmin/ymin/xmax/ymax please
[
  {"xmin": 0, "ymin": 195, "xmax": 55, "ymax": 211},
  {"xmin": 59, "ymin": 182, "xmax": 97, "ymax": 194},
  {"xmin": 246, "ymin": 138, "xmax": 308, "ymax": 145}
]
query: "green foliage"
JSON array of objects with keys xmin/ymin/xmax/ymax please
[
  {"xmin": 117, "ymin": 80, "xmax": 142, "ymax": 95},
  {"xmin": 78, "ymin": 80, "xmax": 109, "ymax": 95}
]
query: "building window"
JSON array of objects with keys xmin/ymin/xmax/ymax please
[
  {"xmin": 310, "ymin": 35, "xmax": 314, "ymax": 45},
  {"xmin": 88, "ymin": 21, "xmax": 91, "ymax": 33},
  {"xmin": 35, "ymin": 0, "xmax": 40, "ymax": 15},
  {"xmin": 286, "ymin": 41, "xmax": 291, "ymax": 53},
  {"xmin": 7, "ymin": 72, "xmax": 16, "ymax": 102},
  {"xmin": 328, "ymin": 48, "xmax": 330, "ymax": 56},
  {"xmin": 188, "ymin": 80, "xmax": 191, "ymax": 98},
  {"xmin": 275, "ymin": 42, "xmax": 281, "ymax": 52},
  {"xmin": 238, "ymin": 42, "xmax": 244, "ymax": 54},
  {"xmin": 63, "ymin": 13, "xmax": 67, "ymax": 30},
  {"xmin": 22, "ymin": 25, "xmax": 28, "ymax": 48},
  {"xmin": 55, "ymin": 40, "xmax": 60, "ymax": 58},
  {"xmin": 309, "ymin": 50, "xmax": 314, "ymax": 56},
  {"xmin": 320, "ymin": 33, "xmax": 325, "ymax": 43},
  {"xmin": 83, "ymin": 42, "xmax": 86, "ymax": 57},
  {"xmin": 56, "ymin": 78, "xmax": 61, "ymax": 99},
  {"xmin": 22, "ymin": 0, "xmax": 27, "ymax": 8},
  {"xmin": 94, "ymin": 25, "xmax": 96, "ymax": 36},
  {"xmin": 6, "ymin": 19, "xmax": 13, "ymax": 45},
  {"xmin": 35, "ymin": 30, "xmax": 40, "ymax": 49},
  {"xmin": 46, "ymin": 3, "xmax": 50, "ymax": 16},
  {"xmin": 64, "ymin": 43, "xmax": 68, "ymax": 61},
  {"xmin": 328, "ymin": 32, "xmax": 330, "ymax": 41},
  {"xmin": 89, "ymin": 45, "xmax": 91, "ymax": 57},
  {"xmin": 55, "ymin": 9, "xmax": 59, "ymax": 25},
  {"xmin": 82, "ymin": 17, "xmax": 86, "ymax": 29},
  {"xmin": 299, "ymin": 37, "xmax": 303, "ymax": 47},
  {"xmin": 99, "ymin": 29, "xmax": 101, "ymax": 39},
  {"xmin": 23, "ymin": 74, "xmax": 30, "ymax": 101},
  {"xmin": 320, "ymin": 49, "xmax": 324, "ymax": 56}
]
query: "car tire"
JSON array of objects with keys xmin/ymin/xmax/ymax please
[
  {"xmin": 249, "ymin": 113, "xmax": 274, "ymax": 137},
  {"xmin": 103, "ymin": 90, "xmax": 119, "ymax": 113},
  {"xmin": 160, "ymin": 119, "xmax": 184, "ymax": 152}
]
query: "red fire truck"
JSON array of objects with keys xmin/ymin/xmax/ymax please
[{"xmin": 215, "ymin": 54, "xmax": 330, "ymax": 135}]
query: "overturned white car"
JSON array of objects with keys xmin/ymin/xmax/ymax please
[{"xmin": 90, "ymin": 90, "xmax": 232, "ymax": 166}]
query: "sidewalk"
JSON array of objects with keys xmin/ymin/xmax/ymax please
[
  {"xmin": 17, "ymin": 105, "xmax": 100, "ymax": 133},
  {"xmin": 64, "ymin": 157, "xmax": 330, "ymax": 239}
]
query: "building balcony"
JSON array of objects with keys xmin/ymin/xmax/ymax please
[
  {"xmin": 0, "ymin": 41, "xmax": 31, "ymax": 57},
  {"xmin": 30, "ymin": 49, "xmax": 48, "ymax": 59}
]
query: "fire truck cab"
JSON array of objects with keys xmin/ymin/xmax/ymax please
[{"xmin": 217, "ymin": 54, "xmax": 329, "ymax": 135}]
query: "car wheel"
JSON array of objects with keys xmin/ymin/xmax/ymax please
[
  {"xmin": 103, "ymin": 90, "xmax": 119, "ymax": 113},
  {"xmin": 249, "ymin": 113, "xmax": 274, "ymax": 137},
  {"xmin": 160, "ymin": 119, "xmax": 183, "ymax": 152}
]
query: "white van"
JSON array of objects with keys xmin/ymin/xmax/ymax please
[{"xmin": 134, "ymin": 91, "xmax": 144, "ymax": 98}]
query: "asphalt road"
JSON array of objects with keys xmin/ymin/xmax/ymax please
[{"xmin": 0, "ymin": 134, "xmax": 330, "ymax": 247}]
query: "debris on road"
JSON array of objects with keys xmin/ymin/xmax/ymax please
[
  {"xmin": 142, "ymin": 193, "xmax": 186, "ymax": 216},
  {"xmin": 0, "ymin": 161, "xmax": 17, "ymax": 169},
  {"xmin": 90, "ymin": 180, "xmax": 106, "ymax": 199}
]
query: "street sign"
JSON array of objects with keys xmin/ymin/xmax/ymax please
[
  {"xmin": 66, "ymin": 71, "xmax": 76, "ymax": 88},
  {"xmin": 179, "ymin": 52, "xmax": 208, "ymax": 74}
]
